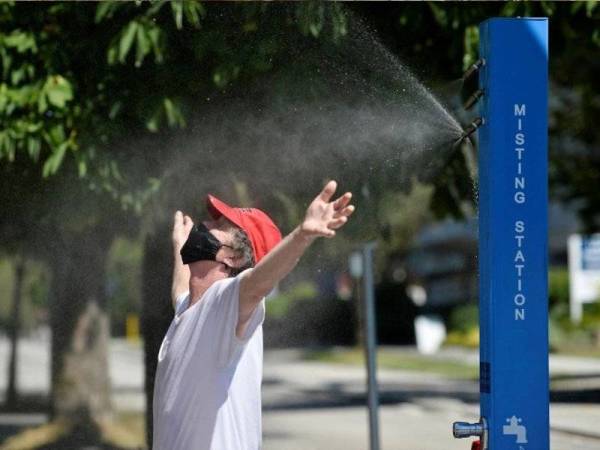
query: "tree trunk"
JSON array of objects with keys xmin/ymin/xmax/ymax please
[
  {"xmin": 48, "ymin": 228, "xmax": 112, "ymax": 422},
  {"xmin": 141, "ymin": 222, "xmax": 174, "ymax": 448},
  {"xmin": 6, "ymin": 256, "xmax": 25, "ymax": 408}
]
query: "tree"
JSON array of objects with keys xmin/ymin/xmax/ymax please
[
  {"xmin": 1, "ymin": 1, "xmax": 349, "ymax": 446},
  {"xmin": 2, "ymin": 1, "xmax": 599, "ymax": 447}
]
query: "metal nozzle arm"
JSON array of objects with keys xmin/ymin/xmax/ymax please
[
  {"xmin": 464, "ymin": 89, "xmax": 484, "ymax": 111},
  {"xmin": 462, "ymin": 58, "xmax": 485, "ymax": 82},
  {"xmin": 459, "ymin": 117, "xmax": 484, "ymax": 141}
]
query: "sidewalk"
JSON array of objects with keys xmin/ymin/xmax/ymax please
[
  {"xmin": 1, "ymin": 338, "xmax": 599, "ymax": 449},
  {"xmin": 262, "ymin": 349, "xmax": 600, "ymax": 450}
]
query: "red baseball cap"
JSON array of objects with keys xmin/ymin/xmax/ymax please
[{"xmin": 206, "ymin": 194, "xmax": 282, "ymax": 263}]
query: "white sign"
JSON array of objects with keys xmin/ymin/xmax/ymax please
[{"xmin": 568, "ymin": 234, "xmax": 600, "ymax": 323}]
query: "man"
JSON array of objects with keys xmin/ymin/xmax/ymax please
[{"xmin": 153, "ymin": 180, "xmax": 355, "ymax": 450}]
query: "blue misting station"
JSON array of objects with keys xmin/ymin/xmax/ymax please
[{"xmin": 453, "ymin": 18, "xmax": 549, "ymax": 450}]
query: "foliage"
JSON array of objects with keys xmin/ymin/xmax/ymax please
[
  {"xmin": 445, "ymin": 328, "xmax": 480, "ymax": 348},
  {"xmin": 1, "ymin": 1, "xmax": 599, "ymax": 231},
  {"xmin": 448, "ymin": 303, "xmax": 479, "ymax": 334},
  {"xmin": 106, "ymin": 237, "xmax": 143, "ymax": 334},
  {"xmin": 0, "ymin": 1, "xmax": 348, "ymax": 212},
  {"xmin": 445, "ymin": 303, "xmax": 479, "ymax": 348},
  {"xmin": 356, "ymin": 2, "xmax": 600, "ymax": 224},
  {"xmin": 266, "ymin": 281, "xmax": 317, "ymax": 320},
  {"xmin": 0, "ymin": 257, "xmax": 50, "ymax": 332}
]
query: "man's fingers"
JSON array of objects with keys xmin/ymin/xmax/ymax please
[
  {"xmin": 174, "ymin": 210, "xmax": 183, "ymax": 224},
  {"xmin": 183, "ymin": 214, "xmax": 193, "ymax": 227},
  {"xmin": 328, "ymin": 216, "xmax": 348, "ymax": 230},
  {"xmin": 333, "ymin": 192, "xmax": 352, "ymax": 210},
  {"xmin": 334, "ymin": 205, "xmax": 355, "ymax": 218},
  {"xmin": 318, "ymin": 180, "xmax": 337, "ymax": 203},
  {"xmin": 323, "ymin": 229, "xmax": 336, "ymax": 238}
]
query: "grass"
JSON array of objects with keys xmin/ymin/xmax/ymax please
[
  {"xmin": 0, "ymin": 419, "xmax": 70, "ymax": 450},
  {"xmin": 303, "ymin": 347, "xmax": 479, "ymax": 380},
  {"xmin": 0, "ymin": 413, "xmax": 146, "ymax": 450},
  {"xmin": 551, "ymin": 344, "xmax": 600, "ymax": 358}
]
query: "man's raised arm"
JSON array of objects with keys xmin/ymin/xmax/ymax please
[
  {"xmin": 238, "ymin": 180, "xmax": 355, "ymax": 335},
  {"xmin": 171, "ymin": 211, "xmax": 193, "ymax": 309}
]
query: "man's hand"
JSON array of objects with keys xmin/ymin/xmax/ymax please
[
  {"xmin": 171, "ymin": 211, "xmax": 193, "ymax": 307},
  {"xmin": 238, "ymin": 180, "xmax": 355, "ymax": 338},
  {"xmin": 172, "ymin": 210, "xmax": 194, "ymax": 250},
  {"xmin": 300, "ymin": 180, "xmax": 355, "ymax": 239}
]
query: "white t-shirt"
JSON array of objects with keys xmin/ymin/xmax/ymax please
[{"xmin": 153, "ymin": 273, "xmax": 265, "ymax": 450}]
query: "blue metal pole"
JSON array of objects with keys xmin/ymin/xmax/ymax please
[{"xmin": 478, "ymin": 18, "xmax": 549, "ymax": 450}]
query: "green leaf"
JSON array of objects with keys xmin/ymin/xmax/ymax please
[
  {"xmin": 183, "ymin": 1, "xmax": 205, "ymax": 28},
  {"xmin": 593, "ymin": 29, "xmax": 600, "ymax": 47},
  {"xmin": 146, "ymin": 26, "xmax": 164, "ymax": 63},
  {"xmin": 501, "ymin": 2, "xmax": 521, "ymax": 17},
  {"xmin": 171, "ymin": 1, "xmax": 184, "ymax": 30},
  {"xmin": 428, "ymin": 3, "xmax": 447, "ymax": 26},
  {"xmin": 44, "ymin": 75, "xmax": 73, "ymax": 108},
  {"xmin": 163, "ymin": 97, "xmax": 185, "ymax": 127},
  {"xmin": 42, "ymin": 141, "xmax": 69, "ymax": 177},
  {"xmin": 26, "ymin": 136, "xmax": 41, "ymax": 161},
  {"xmin": 297, "ymin": 2, "xmax": 325, "ymax": 37},
  {"xmin": 26, "ymin": 122, "xmax": 42, "ymax": 133},
  {"xmin": 37, "ymin": 87, "xmax": 48, "ymax": 113},
  {"xmin": 78, "ymin": 158, "xmax": 87, "ymax": 177},
  {"xmin": 463, "ymin": 25, "xmax": 479, "ymax": 71},
  {"xmin": 0, "ymin": 87, "xmax": 7, "ymax": 111},
  {"xmin": 107, "ymin": 42, "xmax": 118, "ymax": 65},
  {"xmin": 540, "ymin": 1, "xmax": 556, "ymax": 16},
  {"xmin": 571, "ymin": 2, "xmax": 584, "ymax": 14},
  {"xmin": 0, "ymin": 131, "xmax": 16, "ymax": 161},
  {"xmin": 119, "ymin": 21, "xmax": 138, "ymax": 63},
  {"xmin": 109, "ymin": 101, "xmax": 122, "ymax": 119},
  {"xmin": 4, "ymin": 30, "xmax": 37, "ymax": 53},
  {"xmin": 135, "ymin": 23, "xmax": 151, "ymax": 66},
  {"xmin": 0, "ymin": 48, "xmax": 13, "ymax": 78},
  {"xmin": 45, "ymin": 123, "xmax": 66, "ymax": 146},
  {"xmin": 586, "ymin": 0, "xmax": 597, "ymax": 17},
  {"xmin": 95, "ymin": 1, "xmax": 124, "ymax": 23},
  {"xmin": 146, "ymin": 112, "xmax": 160, "ymax": 132},
  {"xmin": 146, "ymin": 0, "xmax": 167, "ymax": 17},
  {"xmin": 11, "ymin": 66, "xmax": 24, "ymax": 85},
  {"xmin": 331, "ymin": 3, "xmax": 347, "ymax": 42}
]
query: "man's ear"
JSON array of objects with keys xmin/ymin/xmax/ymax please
[{"xmin": 221, "ymin": 253, "xmax": 245, "ymax": 270}]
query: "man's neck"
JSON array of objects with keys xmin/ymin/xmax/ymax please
[
  {"xmin": 187, "ymin": 262, "xmax": 227, "ymax": 307},
  {"xmin": 188, "ymin": 276, "xmax": 213, "ymax": 307}
]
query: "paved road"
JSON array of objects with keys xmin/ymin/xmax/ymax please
[
  {"xmin": 261, "ymin": 350, "xmax": 600, "ymax": 450},
  {"xmin": 0, "ymin": 334, "xmax": 145, "ymax": 412},
  {"xmin": 1, "ymin": 337, "xmax": 600, "ymax": 449}
]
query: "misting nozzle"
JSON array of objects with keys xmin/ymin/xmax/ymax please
[
  {"xmin": 453, "ymin": 117, "xmax": 484, "ymax": 149},
  {"xmin": 459, "ymin": 117, "xmax": 484, "ymax": 141},
  {"xmin": 462, "ymin": 58, "xmax": 485, "ymax": 82},
  {"xmin": 464, "ymin": 89, "xmax": 484, "ymax": 110}
]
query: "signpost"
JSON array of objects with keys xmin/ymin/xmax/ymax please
[
  {"xmin": 361, "ymin": 242, "xmax": 380, "ymax": 450},
  {"xmin": 349, "ymin": 244, "xmax": 380, "ymax": 450}
]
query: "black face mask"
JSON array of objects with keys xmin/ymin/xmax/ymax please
[{"xmin": 180, "ymin": 223, "xmax": 226, "ymax": 266}]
